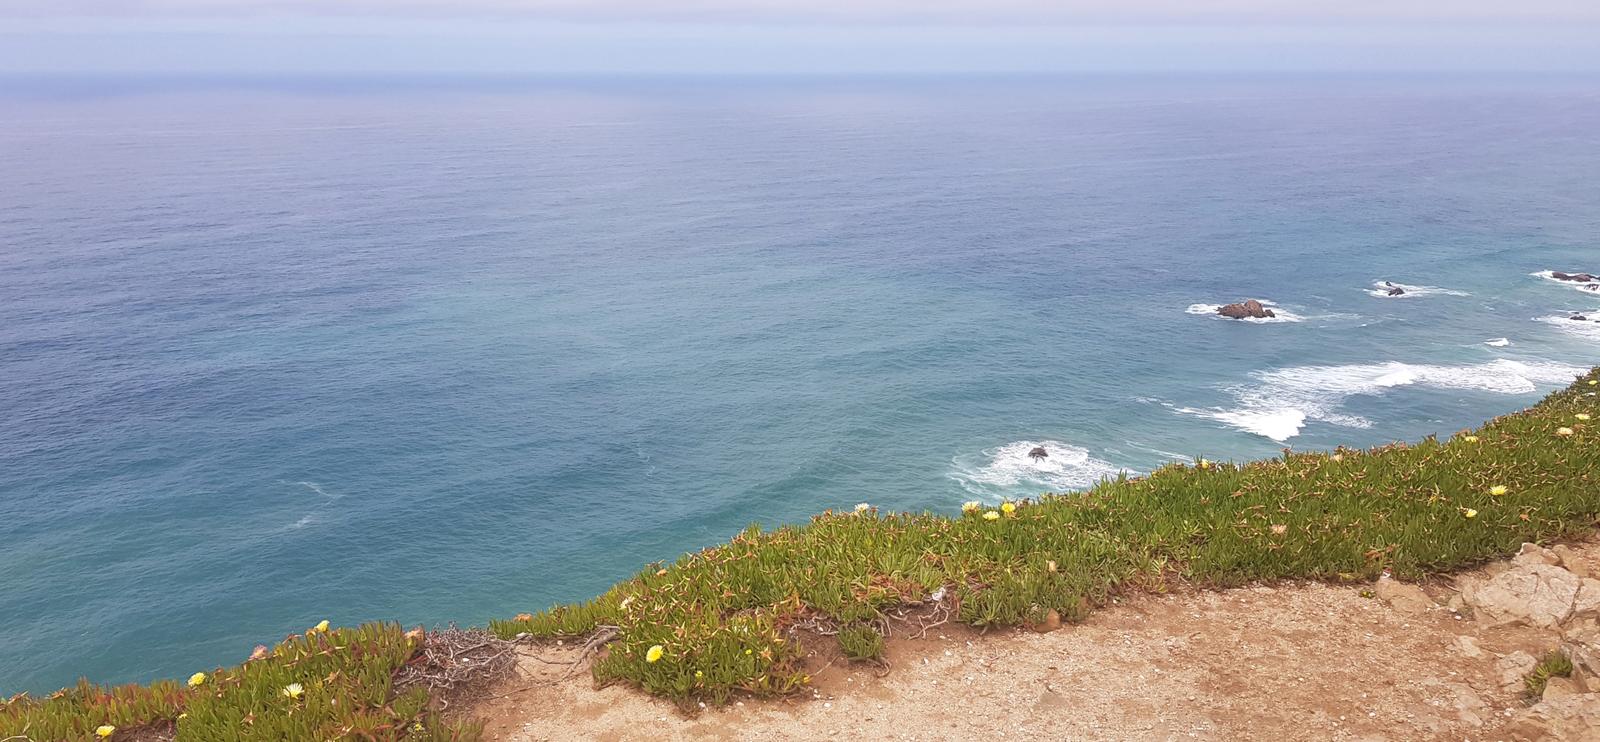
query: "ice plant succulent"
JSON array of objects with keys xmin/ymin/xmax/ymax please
[
  {"xmin": 1558, "ymin": 427, "xmax": 1575, "ymax": 437},
  {"xmin": 1462, "ymin": 435, "xmax": 1479, "ymax": 443},
  {"xmin": 1001, "ymin": 501, "xmax": 1017, "ymax": 515},
  {"xmin": 187, "ymin": 672, "xmax": 206, "ymax": 688},
  {"xmin": 1490, "ymin": 485, "xmax": 1509, "ymax": 496},
  {"xmin": 1577, "ymin": 414, "xmax": 1591, "ymax": 421},
  {"xmin": 982, "ymin": 510, "xmax": 1000, "ymax": 521},
  {"xmin": 1464, "ymin": 508, "xmax": 1479, "ymax": 518},
  {"xmin": 961, "ymin": 500, "xmax": 981, "ymax": 514},
  {"xmin": 853, "ymin": 503, "xmax": 871, "ymax": 514},
  {"xmin": 95, "ymin": 725, "xmax": 115, "ymax": 738},
  {"xmin": 645, "ymin": 644, "xmax": 665, "ymax": 663},
  {"xmin": 281, "ymin": 683, "xmax": 304, "ymax": 700}
]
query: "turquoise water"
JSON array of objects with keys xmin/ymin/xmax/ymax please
[{"xmin": 2, "ymin": 76, "xmax": 1598, "ymax": 694}]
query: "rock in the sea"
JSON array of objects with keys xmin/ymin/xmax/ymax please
[
  {"xmin": 1571, "ymin": 315, "xmax": 1590, "ymax": 322},
  {"xmin": 1028, "ymin": 446, "xmax": 1048, "ymax": 460},
  {"xmin": 1387, "ymin": 286, "xmax": 1406, "ymax": 296},
  {"xmin": 1217, "ymin": 300, "xmax": 1276, "ymax": 320},
  {"xmin": 1552, "ymin": 271, "xmax": 1600, "ymax": 283}
]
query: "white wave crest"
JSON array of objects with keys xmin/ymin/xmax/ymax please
[
  {"xmin": 1539, "ymin": 313, "xmax": 1600, "ymax": 342},
  {"xmin": 1532, "ymin": 271, "xmax": 1600, "ymax": 293},
  {"xmin": 949, "ymin": 440, "xmax": 1126, "ymax": 498},
  {"xmin": 1365, "ymin": 281, "xmax": 1470, "ymax": 298},
  {"xmin": 1485, "ymin": 338, "xmax": 1511, "ymax": 347},
  {"xmin": 1185, "ymin": 300, "xmax": 1304, "ymax": 324},
  {"xmin": 1172, "ymin": 359, "xmax": 1585, "ymax": 443}
]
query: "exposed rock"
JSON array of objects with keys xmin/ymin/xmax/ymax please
[
  {"xmin": 1541, "ymin": 675, "xmax": 1581, "ymax": 700},
  {"xmin": 1553, "ymin": 545, "xmax": 1598, "ymax": 578},
  {"xmin": 1028, "ymin": 446, "xmax": 1048, "ymax": 461},
  {"xmin": 1387, "ymin": 286, "xmax": 1406, "ymax": 296},
  {"xmin": 1517, "ymin": 543, "xmax": 1566, "ymax": 568},
  {"xmin": 1563, "ymin": 619, "xmax": 1600, "ymax": 677},
  {"xmin": 1375, "ymin": 577, "xmax": 1434, "ymax": 614},
  {"xmin": 1504, "ymin": 694, "xmax": 1600, "ymax": 741},
  {"xmin": 1552, "ymin": 271, "xmax": 1600, "ymax": 283},
  {"xmin": 1499, "ymin": 650, "xmax": 1539, "ymax": 690},
  {"xmin": 1460, "ymin": 560, "xmax": 1600, "ymax": 628},
  {"xmin": 1571, "ymin": 315, "xmax": 1590, "ymax": 322},
  {"xmin": 1217, "ymin": 299, "xmax": 1276, "ymax": 320},
  {"xmin": 1453, "ymin": 635, "xmax": 1485, "ymax": 659}
]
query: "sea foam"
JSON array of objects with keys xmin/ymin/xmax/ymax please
[
  {"xmin": 1365, "ymin": 281, "xmax": 1470, "ymax": 298},
  {"xmin": 1539, "ymin": 313, "xmax": 1600, "ymax": 342},
  {"xmin": 1174, "ymin": 359, "xmax": 1585, "ymax": 442},
  {"xmin": 950, "ymin": 440, "xmax": 1126, "ymax": 498}
]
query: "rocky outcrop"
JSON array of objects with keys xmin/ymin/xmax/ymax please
[
  {"xmin": 1457, "ymin": 544, "xmax": 1600, "ymax": 628},
  {"xmin": 1028, "ymin": 446, "xmax": 1048, "ymax": 461},
  {"xmin": 1552, "ymin": 272, "xmax": 1600, "ymax": 283},
  {"xmin": 1217, "ymin": 300, "xmax": 1276, "ymax": 320},
  {"xmin": 1453, "ymin": 543, "xmax": 1600, "ymax": 741},
  {"xmin": 1388, "ymin": 286, "xmax": 1406, "ymax": 296}
]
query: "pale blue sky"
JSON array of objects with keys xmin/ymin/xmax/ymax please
[{"xmin": 2, "ymin": 1, "xmax": 1597, "ymax": 75}]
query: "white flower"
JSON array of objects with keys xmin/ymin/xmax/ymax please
[{"xmin": 854, "ymin": 503, "xmax": 871, "ymax": 513}]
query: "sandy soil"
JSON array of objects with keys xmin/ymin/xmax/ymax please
[{"xmin": 471, "ymin": 547, "xmax": 1593, "ymax": 741}]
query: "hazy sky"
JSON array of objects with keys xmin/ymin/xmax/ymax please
[{"xmin": 2, "ymin": 1, "xmax": 1597, "ymax": 75}]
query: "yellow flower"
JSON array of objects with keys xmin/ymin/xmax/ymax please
[
  {"xmin": 1464, "ymin": 508, "xmax": 1478, "ymax": 518},
  {"xmin": 311, "ymin": 620, "xmax": 329, "ymax": 633},
  {"xmin": 982, "ymin": 511, "xmax": 1000, "ymax": 521},
  {"xmin": 281, "ymin": 683, "xmax": 304, "ymax": 700},
  {"xmin": 1489, "ymin": 485, "xmax": 1508, "ymax": 496},
  {"xmin": 187, "ymin": 672, "xmax": 207, "ymax": 688},
  {"xmin": 1197, "ymin": 458, "xmax": 1212, "ymax": 470},
  {"xmin": 1577, "ymin": 414, "xmax": 1592, "ymax": 421},
  {"xmin": 1558, "ymin": 427, "xmax": 1575, "ymax": 437},
  {"xmin": 961, "ymin": 501, "xmax": 981, "ymax": 514},
  {"xmin": 95, "ymin": 726, "xmax": 115, "ymax": 739},
  {"xmin": 1590, "ymin": 380, "xmax": 1598, "ymax": 386},
  {"xmin": 694, "ymin": 670, "xmax": 704, "ymax": 679},
  {"xmin": 1000, "ymin": 501, "xmax": 1017, "ymax": 515},
  {"xmin": 645, "ymin": 644, "xmax": 665, "ymax": 663},
  {"xmin": 745, "ymin": 648, "xmax": 753, "ymax": 655},
  {"xmin": 1046, "ymin": 559, "xmax": 1058, "ymax": 572},
  {"xmin": 1462, "ymin": 435, "xmax": 1478, "ymax": 443},
  {"xmin": 1331, "ymin": 453, "xmax": 1344, "ymax": 463}
]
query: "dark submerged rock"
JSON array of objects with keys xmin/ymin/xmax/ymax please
[{"xmin": 1028, "ymin": 446, "xmax": 1048, "ymax": 461}]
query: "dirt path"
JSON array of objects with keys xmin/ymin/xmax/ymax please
[{"xmin": 472, "ymin": 541, "xmax": 1600, "ymax": 741}]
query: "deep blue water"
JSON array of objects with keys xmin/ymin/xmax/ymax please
[{"xmin": 2, "ymin": 76, "xmax": 1599, "ymax": 695}]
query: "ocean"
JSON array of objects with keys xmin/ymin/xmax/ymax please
[{"xmin": 1, "ymin": 75, "xmax": 1597, "ymax": 694}]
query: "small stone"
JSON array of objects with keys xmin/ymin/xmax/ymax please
[
  {"xmin": 1032, "ymin": 609, "xmax": 1062, "ymax": 633},
  {"xmin": 1374, "ymin": 578, "xmax": 1434, "ymax": 614}
]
